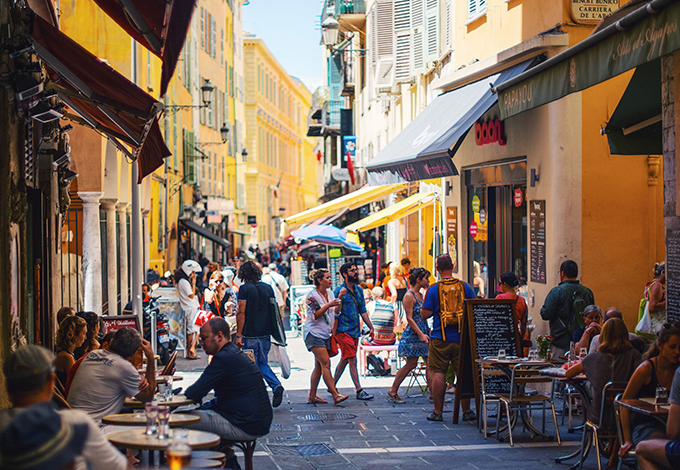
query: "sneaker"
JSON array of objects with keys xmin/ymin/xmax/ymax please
[
  {"xmin": 462, "ymin": 411, "xmax": 477, "ymax": 422},
  {"xmin": 386, "ymin": 392, "xmax": 405, "ymax": 404},
  {"xmin": 356, "ymin": 389, "xmax": 374, "ymax": 400},
  {"xmin": 272, "ymin": 386, "xmax": 284, "ymax": 408},
  {"xmin": 427, "ymin": 412, "xmax": 443, "ymax": 422}
]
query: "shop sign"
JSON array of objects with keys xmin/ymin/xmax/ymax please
[
  {"xmin": 469, "ymin": 220, "xmax": 478, "ymax": 237},
  {"xmin": 514, "ymin": 188, "xmax": 523, "ymax": 207},
  {"xmin": 475, "ymin": 118, "xmax": 506, "ymax": 146},
  {"xmin": 248, "ymin": 215, "xmax": 257, "ymax": 227},
  {"xmin": 446, "ymin": 207, "xmax": 458, "ymax": 273},
  {"xmin": 328, "ymin": 248, "xmax": 342, "ymax": 259},
  {"xmin": 471, "ymin": 195, "xmax": 481, "ymax": 213},
  {"xmin": 529, "ymin": 200, "xmax": 546, "ymax": 284},
  {"xmin": 570, "ymin": 0, "xmax": 617, "ymax": 24},
  {"xmin": 479, "ymin": 209, "xmax": 486, "ymax": 225}
]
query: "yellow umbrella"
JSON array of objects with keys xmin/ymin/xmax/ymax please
[
  {"xmin": 344, "ymin": 192, "xmax": 437, "ymax": 233},
  {"xmin": 283, "ymin": 183, "xmax": 405, "ymax": 227}
]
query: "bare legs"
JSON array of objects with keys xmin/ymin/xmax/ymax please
[
  {"xmin": 389, "ymin": 357, "xmax": 431, "ymax": 396},
  {"xmin": 187, "ymin": 333, "xmax": 199, "ymax": 358},
  {"xmin": 309, "ymin": 347, "xmax": 342, "ymax": 400},
  {"xmin": 635, "ymin": 440, "xmax": 672, "ymax": 470},
  {"xmin": 334, "ymin": 356, "xmax": 362, "ymax": 392},
  {"xmin": 432, "ymin": 372, "xmax": 470, "ymax": 415}
]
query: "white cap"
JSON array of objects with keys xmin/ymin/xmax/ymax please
[
  {"xmin": 222, "ymin": 268, "xmax": 235, "ymax": 283},
  {"xmin": 268, "ymin": 263, "xmax": 277, "ymax": 270},
  {"xmin": 181, "ymin": 260, "xmax": 202, "ymax": 276}
]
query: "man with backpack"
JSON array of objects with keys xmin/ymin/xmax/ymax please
[
  {"xmin": 540, "ymin": 260, "xmax": 595, "ymax": 359},
  {"xmin": 421, "ymin": 254, "xmax": 477, "ymax": 423}
]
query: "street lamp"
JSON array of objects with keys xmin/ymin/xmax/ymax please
[
  {"xmin": 195, "ymin": 123, "xmax": 230, "ymax": 146},
  {"xmin": 321, "ymin": 16, "xmax": 340, "ymax": 47},
  {"xmin": 241, "ymin": 148, "xmax": 248, "ymax": 162},
  {"xmin": 166, "ymin": 79, "xmax": 215, "ymax": 112}
]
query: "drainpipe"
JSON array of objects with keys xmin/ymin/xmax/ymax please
[{"xmin": 130, "ymin": 38, "xmax": 143, "ymax": 326}]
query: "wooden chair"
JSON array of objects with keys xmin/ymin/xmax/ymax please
[
  {"xmin": 479, "ymin": 362, "xmax": 511, "ymax": 439},
  {"xmin": 160, "ymin": 351, "xmax": 178, "ymax": 377},
  {"xmin": 220, "ymin": 438, "xmax": 257, "ymax": 470},
  {"xmin": 614, "ymin": 393, "xmax": 637, "ymax": 470},
  {"xmin": 52, "ymin": 387, "xmax": 71, "ymax": 410},
  {"xmin": 578, "ymin": 382, "xmax": 627, "ymax": 470}
]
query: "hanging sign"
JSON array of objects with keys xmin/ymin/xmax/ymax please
[
  {"xmin": 570, "ymin": 0, "xmax": 618, "ymax": 24},
  {"xmin": 514, "ymin": 188, "xmax": 523, "ymax": 207},
  {"xmin": 478, "ymin": 209, "xmax": 486, "ymax": 225},
  {"xmin": 471, "ymin": 195, "xmax": 481, "ymax": 213},
  {"xmin": 469, "ymin": 220, "xmax": 478, "ymax": 237},
  {"xmin": 475, "ymin": 119, "xmax": 506, "ymax": 146},
  {"xmin": 248, "ymin": 215, "xmax": 257, "ymax": 227}
]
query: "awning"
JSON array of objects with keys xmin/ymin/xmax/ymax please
[
  {"xmin": 495, "ymin": 0, "xmax": 680, "ymax": 120},
  {"xmin": 230, "ymin": 228, "xmax": 252, "ymax": 237},
  {"xmin": 344, "ymin": 192, "xmax": 437, "ymax": 233},
  {"xmin": 365, "ymin": 59, "xmax": 536, "ymax": 186},
  {"xmin": 92, "ymin": 0, "xmax": 196, "ymax": 97},
  {"xmin": 29, "ymin": 14, "xmax": 171, "ymax": 182},
  {"xmin": 604, "ymin": 59, "xmax": 662, "ymax": 155},
  {"xmin": 180, "ymin": 219, "xmax": 231, "ymax": 249},
  {"xmin": 283, "ymin": 183, "xmax": 405, "ymax": 227}
]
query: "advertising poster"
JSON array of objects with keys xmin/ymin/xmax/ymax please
[{"xmin": 446, "ymin": 207, "xmax": 458, "ymax": 273}]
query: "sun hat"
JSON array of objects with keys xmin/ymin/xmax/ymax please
[
  {"xmin": 0, "ymin": 402, "xmax": 88, "ymax": 470},
  {"xmin": 2, "ymin": 345, "xmax": 54, "ymax": 394},
  {"xmin": 181, "ymin": 260, "xmax": 202, "ymax": 276}
]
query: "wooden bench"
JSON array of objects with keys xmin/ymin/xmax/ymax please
[{"xmin": 358, "ymin": 343, "xmax": 399, "ymax": 377}]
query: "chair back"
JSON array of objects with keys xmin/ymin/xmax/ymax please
[
  {"xmin": 52, "ymin": 386, "xmax": 71, "ymax": 409},
  {"xmin": 597, "ymin": 381, "xmax": 627, "ymax": 431},
  {"xmin": 161, "ymin": 351, "xmax": 178, "ymax": 377},
  {"xmin": 480, "ymin": 363, "xmax": 507, "ymax": 395},
  {"xmin": 509, "ymin": 364, "xmax": 552, "ymax": 401}
]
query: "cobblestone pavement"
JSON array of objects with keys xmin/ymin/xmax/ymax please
[{"xmin": 175, "ymin": 336, "xmax": 585, "ymax": 469}]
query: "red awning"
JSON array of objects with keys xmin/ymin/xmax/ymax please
[
  {"xmin": 29, "ymin": 14, "xmax": 171, "ymax": 182},
  {"xmin": 92, "ymin": 0, "xmax": 196, "ymax": 96}
]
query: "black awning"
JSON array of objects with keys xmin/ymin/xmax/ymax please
[
  {"xmin": 179, "ymin": 219, "xmax": 231, "ymax": 249},
  {"xmin": 604, "ymin": 59, "xmax": 662, "ymax": 155}
]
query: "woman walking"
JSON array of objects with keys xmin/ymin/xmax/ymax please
[
  {"xmin": 305, "ymin": 269, "xmax": 349, "ymax": 405},
  {"xmin": 638, "ymin": 262, "xmax": 667, "ymax": 340},
  {"xmin": 386, "ymin": 267, "xmax": 432, "ymax": 404}
]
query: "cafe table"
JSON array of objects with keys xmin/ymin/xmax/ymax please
[
  {"xmin": 615, "ymin": 397, "xmax": 669, "ymax": 425},
  {"xmin": 102, "ymin": 412, "xmax": 200, "ymax": 427},
  {"xmin": 477, "ymin": 357, "xmax": 562, "ymax": 441},
  {"xmin": 107, "ymin": 428, "xmax": 220, "ymax": 452},
  {"xmin": 124, "ymin": 394, "xmax": 194, "ymax": 409}
]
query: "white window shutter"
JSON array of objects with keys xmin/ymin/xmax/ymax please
[
  {"xmin": 375, "ymin": 59, "xmax": 394, "ymax": 93},
  {"xmin": 411, "ymin": 0, "xmax": 424, "ymax": 74},
  {"xmin": 444, "ymin": 0, "xmax": 453, "ymax": 51},
  {"xmin": 468, "ymin": 0, "xmax": 486, "ymax": 21},
  {"xmin": 376, "ymin": 0, "xmax": 394, "ymax": 59},
  {"xmin": 394, "ymin": 0, "xmax": 412, "ymax": 83},
  {"xmin": 424, "ymin": 0, "xmax": 439, "ymax": 64},
  {"xmin": 370, "ymin": 6, "xmax": 378, "ymax": 67}
]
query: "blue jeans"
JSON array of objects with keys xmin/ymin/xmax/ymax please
[{"xmin": 242, "ymin": 336, "xmax": 281, "ymax": 392}]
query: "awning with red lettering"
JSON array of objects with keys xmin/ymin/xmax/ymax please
[
  {"xmin": 29, "ymin": 14, "xmax": 171, "ymax": 182},
  {"xmin": 365, "ymin": 59, "xmax": 536, "ymax": 185},
  {"xmin": 92, "ymin": 0, "xmax": 196, "ymax": 96}
]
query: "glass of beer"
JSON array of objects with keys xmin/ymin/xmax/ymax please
[{"xmin": 166, "ymin": 432, "xmax": 191, "ymax": 470}]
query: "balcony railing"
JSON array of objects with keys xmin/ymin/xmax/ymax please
[
  {"xmin": 335, "ymin": 0, "xmax": 365, "ymax": 15},
  {"xmin": 325, "ymin": 99, "xmax": 342, "ymax": 129}
]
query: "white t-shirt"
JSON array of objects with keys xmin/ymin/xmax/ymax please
[
  {"xmin": 0, "ymin": 408, "xmax": 127, "ymax": 470},
  {"xmin": 67, "ymin": 349, "xmax": 141, "ymax": 422},
  {"xmin": 305, "ymin": 289, "xmax": 335, "ymax": 339},
  {"xmin": 589, "ymin": 331, "xmax": 639, "ymax": 354},
  {"xmin": 177, "ymin": 278, "xmax": 199, "ymax": 312},
  {"xmin": 262, "ymin": 271, "xmax": 290, "ymax": 307}
]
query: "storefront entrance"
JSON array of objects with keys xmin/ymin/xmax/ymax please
[{"xmin": 466, "ymin": 160, "xmax": 527, "ymax": 298}]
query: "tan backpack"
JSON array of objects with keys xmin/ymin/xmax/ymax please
[{"xmin": 436, "ymin": 278, "xmax": 466, "ymax": 341}]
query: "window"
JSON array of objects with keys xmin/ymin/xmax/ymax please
[
  {"xmin": 467, "ymin": 0, "xmax": 487, "ymax": 21},
  {"xmin": 200, "ymin": 7, "xmax": 205, "ymax": 49}
]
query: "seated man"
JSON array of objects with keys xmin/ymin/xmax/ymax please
[
  {"xmin": 0, "ymin": 345, "xmax": 129, "ymax": 470},
  {"xmin": 589, "ymin": 308, "xmax": 646, "ymax": 353},
  {"xmin": 572, "ymin": 305, "xmax": 602, "ymax": 354},
  {"xmin": 67, "ymin": 327, "xmax": 155, "ymax": 421},
  {"xmin": 634, "ymin": 362, "xmax": 680, "ymax": 469},
  {"xmin": 185, "ymin": 317, "xmax": 273, "ymax": 470}
]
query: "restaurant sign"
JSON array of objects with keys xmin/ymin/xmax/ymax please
[
  {"xmin": 498, "ymin": 1, "xmax": 680, "ymax": 120},
  {"xmin": 570, "ymin": 0, "xmax": 618, "ymax": 24}
]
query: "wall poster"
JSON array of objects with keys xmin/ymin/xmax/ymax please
[
  {"xmin": 446, "ymin": 207, "xmax": 458, "ymax": 273},
  {"xmin": 529, "ymin": 200, "xmax": 546, "ymax": 284}
]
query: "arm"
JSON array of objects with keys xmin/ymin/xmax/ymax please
[
  {"xmin": 619, "ymin": 362, "xmax": 652, "ymax": 455},
  {"xmin": 649, "ymin": 282, "xmax": 666, "ymax": 313},
  {"xmin": 575, "ymin": 324, "xmax": 600, "ymax": 353},
  {"xmin": 185, "ymin": 356, "xmax": 224, "ymax": 404},
  {"xmin": 540, "ymin": 288, "xmax": 560, "ymax": 321},
  {"xmin": 68, "ymin": 411, "xmax": 130, "ymax": 470},
  {"xmin": 668, "ymin": 404, "xmax": 680, "ymax": 440},
  {"xmin": 404, "ymin": 292, "xmax": 428, "ymax": 343},
  {"xmin": 388, "ymin": 279, "xmax": 398, "ymax": 303},
  {"xmin": 134, "ymin": 339, "xmax": 156, "ymax": 403},
  {"xmin": 421, "ymin": 307, "xmax": 433, "ymax": 320},
  {"xmin": 360, "ymin": 311, "xmax": 374, "ymax": 340},
  {"xmin": 563, "ymin": 362, "xmax": 584, "ymax": 379},
  {"xmin": 236, "ymin": 300, "xmax": 246, "ymax": 348}
]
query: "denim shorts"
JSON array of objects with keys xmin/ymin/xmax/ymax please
[
  {"xmin": 666, "ymin": 440, "xmax": 680, "ymax": 468},
  {"xmin": 304, "ymin": 333, "xmax": 331, "ymax": 351}
]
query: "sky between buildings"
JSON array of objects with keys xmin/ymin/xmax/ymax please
[{"xmin": 243, "ymin": 0, "xmax": 325, "ymax": 92}]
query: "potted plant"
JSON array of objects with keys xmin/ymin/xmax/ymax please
[{"xmin": 536, "ymin": 335, "xmax": 554, "ymax": 359}]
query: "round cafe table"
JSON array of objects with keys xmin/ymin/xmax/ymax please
[
  {"xmin": 102, "ymin": 413, "xmax": 200, "ymax": 427},
  {"xmin": 107, "ymin": 429, "xmax": 220, "ymax": 451},
  {"xmin": 124, "ymin": 395, "xmax": 194, "ymax": 409}
]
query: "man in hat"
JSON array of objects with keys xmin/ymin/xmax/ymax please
[{"xmin": 0, "ymin": 345, "xmax": 129, "ymax": 470}]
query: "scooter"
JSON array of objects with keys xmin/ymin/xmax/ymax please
[{"xmin": 142, "ymin": 296, "xmax": 178, "ymax": 366}]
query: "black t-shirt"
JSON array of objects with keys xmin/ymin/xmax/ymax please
[
  {"xmin": 185, "ymin": 342, "xmax": 272, "ymax": 436},
  {"xmin": 237, "ymin": 281, "xmax": 275, "ymax": 337}
]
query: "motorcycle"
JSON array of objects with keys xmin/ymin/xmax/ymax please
[
  {"xmin": 142, "ymin": 296, "xmax": 178, "ymax": 366},
  {"xmin": 288, "ymin": 297, "xmax": 307, "ymax": 338}
]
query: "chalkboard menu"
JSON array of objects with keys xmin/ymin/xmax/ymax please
[
  {"xmin": 667, "ymin": 230, "xmax": 680, "ymax": 324},
  {"xmin": 530, "ymin": 200, "xmax": 546, "ymax": 284},
  {"xmin": 453, "ymin": 299, "xmax": 521, "ymax": 423}
]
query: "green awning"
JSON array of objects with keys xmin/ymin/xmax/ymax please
[
  {"xmin": 605, "ymin": 59, "xmax": 662, "ymax": 155},
  {"xmin": 496, "ymin": 0, "xmax": 680, "ymax": 120}
]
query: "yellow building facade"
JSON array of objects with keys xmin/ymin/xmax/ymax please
[{"xmin": 244, "ymin": 38, "xmax": 321, "ymax": 246}]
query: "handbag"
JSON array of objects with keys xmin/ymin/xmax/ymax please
[
  {"xmin": 194, "ymin": 309, "xmax": 216, "ymax": 327},
  {"xmin": 273, "ymin": 344, "xmax": 291, "ymax": 379},
  {"xmin": 636, "ymin": 281, "xmax": 664, "ymax": 340},
  {"xmin": 329, "ymin": 335, "xmax": 339, "ymax": 357}
]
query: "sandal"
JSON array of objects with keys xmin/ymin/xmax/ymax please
[
  {"xmin": 307, "ymin": 396, "xmax": 328, "ymax": 404},
  {"xmin": 333, "ymin": 394, "xmax": 349, "ymax": 405},
  {"xmin": 187, "ymin": 355, "xmax": 201, "ymax": 360}
]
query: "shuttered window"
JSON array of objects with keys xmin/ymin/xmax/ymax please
[
  {"xmin": 424, "ymin": 0, "xmax": 439, "ymax": 63},
  {"xmin": 183, "ymin": 129, "xmax": 196, "ymax": 185},
  {"xmin": 468, "ymin": 0, "xmax": 487, "ymax": 21},
  {"xmin": 394, "ymin": 0, "xmax": 411, "ymax": 83},
  {"xmin": 411, "ymin": 0, "xmax": 424, "ymax": 73}
]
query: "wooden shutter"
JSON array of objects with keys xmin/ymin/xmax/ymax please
[
  {"xmin": 394, "ymin": 0, "xmax": 412, "ymax": 83},
  {"xmin": 424, "ymin": 0, "xmax": 439, "ymax": 63},
  {"xmin": 411, "ymin": 0, "xmax": 424, "ymax": 74},
  {"xmin": 200, "ymin": 7, "xmax": 205, "ymax": 50},
  {"xmin": 184, "ymin": 129, "xmax": 196, "ymax": 185},
  {"xmin": 211, "ymin": 16, "xmax": 216, "ymax": 58},
  {"xmin": 375, "ymin": 0, "xmax": 394, "ymax": 92},
  {"xmin": 444, "ymin": 0, "xmax": 453, "ymax": 51},
  {"xmin": 468, "ymin": 0, "xmax": 486, "ymax": 21},
  {"xmin": 369, "ymin": 6, "xmax": 378, "ymax": 67}
]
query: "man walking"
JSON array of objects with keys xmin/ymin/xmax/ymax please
[
  {"xmin": 540, "ymin": 260, "xmax": 594, "ymax": 358},
  {"xmin": 263, "ymin": 263, "xmax": 289, "ymax": 321},
  {"xmin": 236, "ymin": 260, "xmax": 284, "ymax": 407},
  {"xmin": 333, "ymin": 262, "xmax": 375, "ymax": 400},
  {"xmin": 421, "ymin": 254, "xmax": 477, "ymax": 422}
]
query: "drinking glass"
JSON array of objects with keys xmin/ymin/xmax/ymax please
[
  {"xmin": 165, "ymin": 377, "xmax": 174, "ymax": 400},
  {"xmin": 656, "ymin": 387, "xmax": 669, "ymax": 405},
  {"xmin": 579, "ymin": 348, "xmax": 587, "ymax": 360},
  {"xmin": 528, "ymin": 349, "xmax": 537, "ymax": 361},
  {"xmin": 157, "ymin": 383, "xmax": 168, "ymax": 403},
  {"xmin": 498, "ymin": 349, "xmax": 507, "ymax": 360},
  {"xmin": 166, "ymin": 432, "xmax": 192, "ymax": 470},
  {"xmin": 144, "ymin": 402, "xmax": 158, "ymax": 436},
  {"xmin": 157, "ymin": 405, "xmax": 171, "ymax": 439}
]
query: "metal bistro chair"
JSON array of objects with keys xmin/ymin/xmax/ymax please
[
  {"xmin": 498, "ymin": 363, "xmax": 561, "ymax": 447},
  {"xmin": 614, "ymin": 393, "xmax": 637, "ymax": 470},
  {"xmin": 480, "ymin": 362, "xmax": 512, "ymax": 438},
  {"xmin": 578, "ymin": 382, "xmax": 628, "ymax": 470},
  {"xmin": 404, "ymin": 357, "xmax": 428, "ymax": 396}
]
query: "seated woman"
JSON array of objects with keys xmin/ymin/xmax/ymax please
[
  {"xmin": 361, "ymin": 287, "xmax": 400, "ymax": 347},
  {"xmin": 565, "ymin": 318, "xmax": 641, "ymax": 468},
  {"xmin": 54, "ymin": 315, "xmax": 87, "ymax": 387},
  {"xmin": 73, "ymin": 311, "xmax": 101, "ymax": 360},
  {"xmin": 620, "ymin": 324, "xmax": 680, "ymax": 458}
]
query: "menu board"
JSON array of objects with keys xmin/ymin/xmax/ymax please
[
  {"xmin": 530, "ymin": 200, "xmax": 546, "ymax": 284},
  {"xmin": 667, "ymin": 230, "xmax": 680, "ymax": 324},
  {"xmin": 101, "ymin": 314, "xmax": 141, "ymax": 335}
]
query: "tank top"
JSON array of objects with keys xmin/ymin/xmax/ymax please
[
  {"xmin": 396, "ymin": 288, "xmax": 407, "ymax": 302},
  {"xmin": 638, "ymin": 359, "xmax": 661, "ymax": 398},
  {"xmin": 370, "ymin": 300, "xmax": 397, "ymax": 345}
]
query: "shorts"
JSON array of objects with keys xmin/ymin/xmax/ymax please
[
  {"xmin": 305, "ymin": 333, "xmax": 331, "ymax": 351},
  {"xmin": 428, "ymin": 337, "xmax": 460, "ymax": 375},
  {"xmin": 666, "ymin": 440, "xmax": 680, "ymax": 468},
  {"xmin": 632, "ymin": 419, "xmax": 666, "ymax": 445},
  {"xmin": 335, "ymin": 332, "xmax": 359, "ymax": 360},
  {"xmin": 185, "ymin": 308, "xmax": 199, "ymax": 335}
]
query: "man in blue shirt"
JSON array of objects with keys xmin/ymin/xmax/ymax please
[
  {"xmin": 333, "ymin": 262, "xmax": 375, "ymax": 400},
  {"xmin": 186, "ymin": 317, "xmax": 273, "ymax": 469},
  {"xmin": 421, "ymin": 254, "xmax": 477, "ymax": 422}
]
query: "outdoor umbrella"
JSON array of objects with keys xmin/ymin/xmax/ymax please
[{"xmin": 291, "ymin": 225, "xmax": 363, "ymax": 252}]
